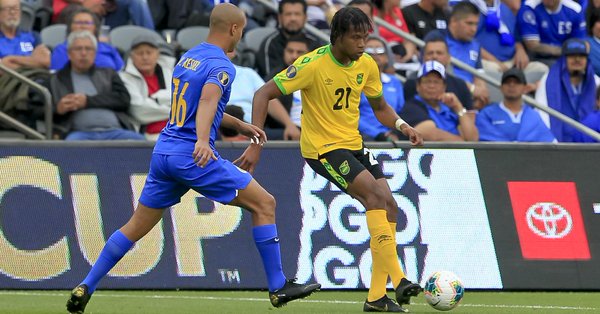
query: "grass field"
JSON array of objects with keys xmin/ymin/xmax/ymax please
[{"xmin": 1, "ymin": 290, "xmax": 599, "ymax": 313}]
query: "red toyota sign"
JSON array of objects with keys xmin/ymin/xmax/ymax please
[{"xmin": 507, "ymin": 182, "xmax": 590, "ymax": 260}]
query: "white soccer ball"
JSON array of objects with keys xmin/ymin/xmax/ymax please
[{"xmin": 423, "ymin": 270, "xmax": 465, "ymax": 311}]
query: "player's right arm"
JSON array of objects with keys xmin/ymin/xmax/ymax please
[
  {"xmin": 193, "ymin": 83, "xmax": 221, "ymax": 168},
  {"xmin": 252, "ymin": 80, "xmax": 284, "ymax": 129}
]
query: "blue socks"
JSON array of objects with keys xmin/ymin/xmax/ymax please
[
  {"xmin": 253, "ymin": 224, "xmax": 286, "ymax": 292},
  {"xmin": 81, "ymin": 230, "xmax": 134, "ymax": 293}
]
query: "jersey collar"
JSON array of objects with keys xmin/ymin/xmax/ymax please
[{"xmin": 326, "ymin": 45, "xmax": 355, "ymax": 68}]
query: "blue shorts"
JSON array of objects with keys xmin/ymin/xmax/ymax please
[{"xmin": 139, "ymin": 153, "xmax": 253, "ymax": 209}]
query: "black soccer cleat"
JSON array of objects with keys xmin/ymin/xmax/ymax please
[
  {"xmin": 363, "ymin": 295, "xmax": 408, "ymax": 312},
  {"xmin": 269, "ymin": 279, "xmax": 321, "ymax": 308},
  {"xmin": 66, "ymin": 284, "xmax": 92, "ymax": 314},
  {"xmin": 395, "ymin": 278, "xmax": 422, "ymax": 307}
]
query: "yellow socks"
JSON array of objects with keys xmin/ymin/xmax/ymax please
[{"xmin": 366, "ymin": 210, "xmax": 405, "ymax": 301}]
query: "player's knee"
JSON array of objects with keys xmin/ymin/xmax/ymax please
[
  {"xmin": 363, "ymin": 186, "xmax": 387, "ymax": 209},
  {"xmin": 255, "ymin": 193, "xmax": 276, "ymax": 218}
]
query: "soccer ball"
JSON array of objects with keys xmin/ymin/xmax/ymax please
[{"xmin": 423, "ymin": 270, "xmax": 465, "ymax": 311}]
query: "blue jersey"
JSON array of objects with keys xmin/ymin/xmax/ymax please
[
  {"xmin": 154, "ymin": 42, "xmax": 235, "ymax": 157},
  {"xmin": 445, "ymin": 30, "xmax": 482, "ymax": 83},
  {"xmin": 476, "ymin": 103, "xmax": 556, "ymax": 142},
  {"xmin": 0, "ymin": 29, "xmax": 40, "ymax": 58},
  {"xmin": 476, "ymin": 3, "xmax": 520, "ymax": 62},
  {"xmin": 517, "ymin": 0, "xmax": 586, "ymax": 47},
  {"xmin": 358, "ymin": 73, "xmax": 404, "ymax": 138}
]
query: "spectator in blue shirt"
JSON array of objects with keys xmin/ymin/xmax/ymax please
[
  {"xmin": 475, "ymin": 0, "xmax": 548, "ymax": 79},
  {"xmin": 400, "ymin": 60, "xmax": 479, "ymax": 141},
  {"xmin": 517, "ymin": 0, "xmax": 586, "ymax": 64},
  {"xmin": 446, "ymin": 1, "xmax": 490, "ymax": 108},
  {"xmin": 51, "ymin": 7, "xmax": 124, "ymax": 71},
  {"xmin": 0, "ymin": 0, "xmax": 50, "ymax": 69},
  {"xmin": 477, "ymin": 67, "xmax": 556, "ymax": 142},
  {"xmin": 535, "ymin": 38, "xmax": 600, "ymax": 141},
  {"xmin": 358, "ymin": 36, "xmax": 405, "ymax": 141}
]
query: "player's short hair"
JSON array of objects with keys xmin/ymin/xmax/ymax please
[
  {"xmin": 450, "ymin": 1, "xmax": 480, "ymax": 21},
  {"xmin": 330, "ymin": 7, "xmax": 373, "ymax": 45},
  {"xmin": 348, "ymin": 0, "xmax": 374, "ymax": 16},
  {"xmin": 279, "ymin": 0, "xmax": 307, "ymax": 14}
]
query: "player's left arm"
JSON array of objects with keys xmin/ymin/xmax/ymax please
[
  {"xmin": 221, "ymin": 113, "xmax": 267, "ymax": 144},
  {"xmin": 193, "ymin": 83, "xmax": 221, "ymax": 167},
  {"xmin": 367, "ymin": 96, "xmax": 423, "ymax": 146}
]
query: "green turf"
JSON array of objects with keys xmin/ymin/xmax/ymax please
[{"xmin": 1, "ymin": 290, "xmax": 599, "ymax": 313}]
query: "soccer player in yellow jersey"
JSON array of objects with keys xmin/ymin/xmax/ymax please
[{"xmin": 238, "ymin": 6, "xmax": 424, "ymax": 313}]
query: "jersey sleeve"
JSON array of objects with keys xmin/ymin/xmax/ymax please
[
  {"xmin": 517, "ymin": 5, "xmax": 539, "ymax": 41},
  {"xmin": 363, "ymin": 57, "xmax": 383, "ymax": 98},
  {"xmin": 206, "ymin": 61, "xmax": 235, "ymax": 95},
  {"xmin": 272, "ymin": 60, "xmax": 313, "ymax": 95}
]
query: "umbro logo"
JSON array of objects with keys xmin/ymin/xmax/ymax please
[{"xmin": 325, "ymin": 78, "xmax": 333, "ymax": 85}]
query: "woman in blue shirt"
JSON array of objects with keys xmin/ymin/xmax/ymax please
[{"xmin": 50, "ymin": 7, "xmax": 123, "ymax": 71}]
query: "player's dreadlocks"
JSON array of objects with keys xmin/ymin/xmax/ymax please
[{"xmin": 330, "ymin": 7, "xmax": 373, "ymax": 45}]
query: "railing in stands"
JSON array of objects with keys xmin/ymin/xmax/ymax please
[
  {"xmin": 254, "ymin": 0, "xmax": 600, "ymax": 142},
  {"xmin": 0, "ymin": 63, "xmax": 53, "ymax": 140}
]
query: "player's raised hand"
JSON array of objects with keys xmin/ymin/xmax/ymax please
[
  {"xmin": 193, "ymin": 140, "xmax": 217, "ymax": 167},
  {"xmin": 399, "ymin": 124, "xmax": 424, "ymax": 147}
]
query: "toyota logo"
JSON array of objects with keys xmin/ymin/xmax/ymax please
[{"xmin": 526, "ymin": 202, "xmax": 572, "ymax": 239}]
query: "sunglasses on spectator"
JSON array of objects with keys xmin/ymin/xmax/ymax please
[{"xmin": 365, "ymin": 47, "xmax": 386, "ymax": 55}]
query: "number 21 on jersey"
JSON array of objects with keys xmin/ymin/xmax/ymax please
[{"xmin": 170, "ymin": 78, "xmax": 189, "ymax": 127}]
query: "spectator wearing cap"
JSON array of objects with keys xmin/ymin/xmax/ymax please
[
  {"xmin": 48, "ymin": 30, "xmax": 143, "ymax": 140},
  {"xmin": 0, "ymin": 0, "xmax": 50, "ymax": 70},
  {"xmin": 119, "ymin": 34, "xmax": 176, "ymax": 141},
  {"xmin": 535, "ymin": 38, "xmax": 600, "ymax": 142},
  {"xmin": 476, "ymin": 68, "xmax": 556, "ymax": 142},
  {"xmin": 399, "ymin": 60, "xmax": 479, "ymax": 141},
  {"xmin": 358, "ymin": 36, "xmax": 406, "ymax": 141},
  {"xmin": 404, "ymin": 31, "xmax": 473, "ymax": 110},
  {"xmin": 51, "ymin": 7, "xmax": 124, "ymax": 71}
]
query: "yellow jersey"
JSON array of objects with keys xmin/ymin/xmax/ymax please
[{"xmin": 273, "ymin": 45, "xmax": 383, "ymax": 159}]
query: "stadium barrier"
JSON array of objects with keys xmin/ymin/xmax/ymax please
[{"xmin": 0, "ymin": 141, "xmax": 599, "ymax": 290}]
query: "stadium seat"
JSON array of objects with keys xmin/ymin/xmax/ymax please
[
  {"xmin": 18, "ymin": 3, "xmax": 35, "ymax": 32},
  {"xmin": 242, "ymin": 27, "xmax": 276, "ymax": 53},
  {"xmin": 21, "ymin": 0, "xmax": 53, "ymax": 31},
  {"xmin": 40, "ymin": 24, "xmax": 67, "ymax": 50},
  {"xmin": 109, "ymin": 25, "xmax": 169, "ymax": 56},
  {"xmin": 176, "ymin": 26, "xmax": 210, "ymax": 51}
]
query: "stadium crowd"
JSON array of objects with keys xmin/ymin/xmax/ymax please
[{"xmin": 0, "ymin": 0, "xmax": 599, "ymax": 142}]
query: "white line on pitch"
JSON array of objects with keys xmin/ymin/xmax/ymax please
[{"xmin": 0, "ymin": 291, "xmax": 597, "ymax": 311}]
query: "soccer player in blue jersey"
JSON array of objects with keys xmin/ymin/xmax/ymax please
[
  {"xmin": 517, "ymin": 0, "xmax": 586, "ymax": 61},
  {"xmin": 65, "ymin": 4, "xmax": 320, "ymax": 313}
]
